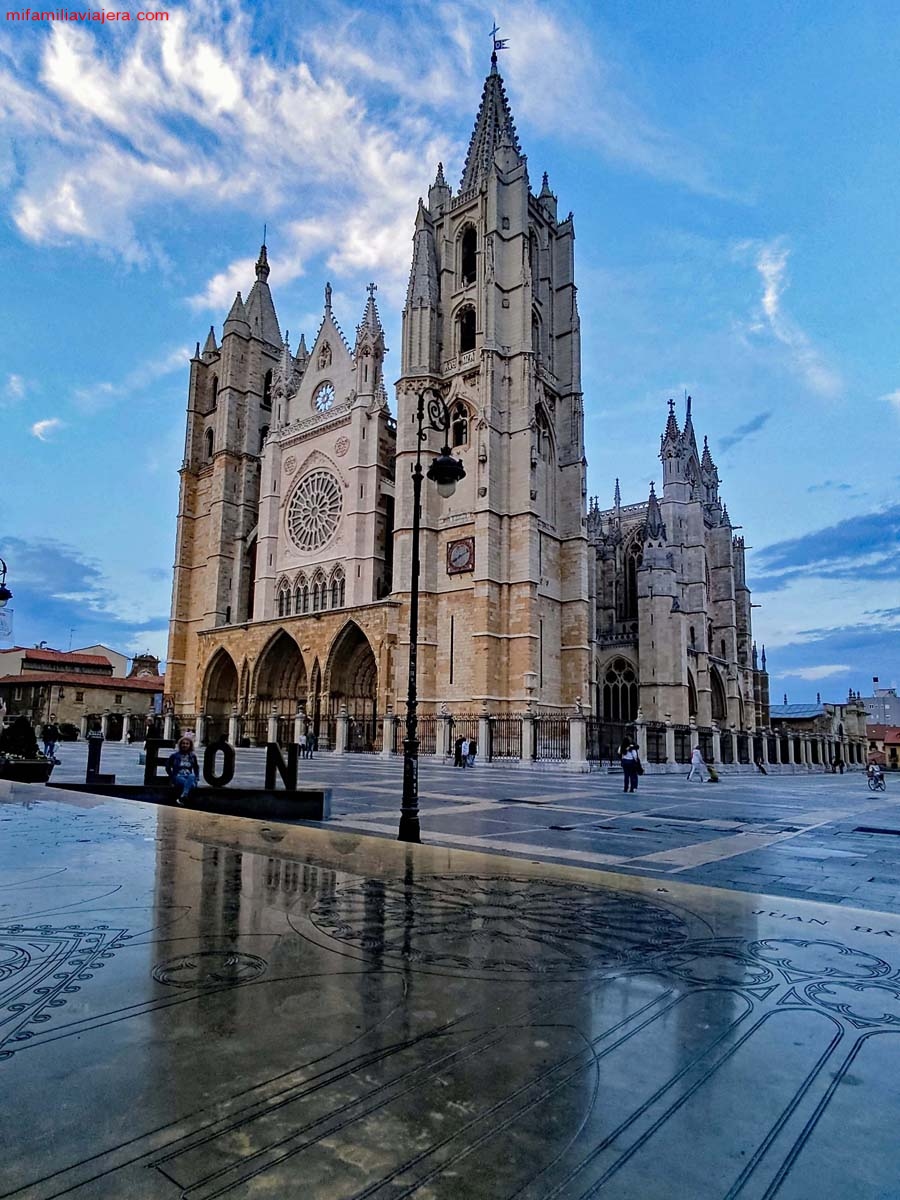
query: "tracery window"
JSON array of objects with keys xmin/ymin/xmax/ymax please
[
  {"xmin": 688, "ymin": 671, "xmax": 698, "ymax": 718},
  {"xmin": 330, "ymin": 567, "xmax": 345, "ymax": 609},
  {"xmin": 313, "ymin": 381, "xmax": 335, "ymax": 413},
  {"xmin": 451, "ymin": 402, "xmax": 469, "ymax": 448},
  {"xmin": 618, "ymin": 530, "xmax": 643, "ymax": 622},
  {"xmin": 602, "ymin": 657, "xmax": 638, "ymax": 722},
  {"xmin": 458, "ymin": 306, "xmax": 476, "ymax": 353},
  {"xmin": 277, "ymin": 583, "xmax": 291, "ymax": 618},
  {"xmin": 312, "ymin": 571, "xmax": 326, "ymax": 612},
  {"xmin": 205, "ymin": 428, "xmax": 214, "ymax": 460},
  {"xmin": 287, "ymin": 470, "xmax": 343, "ymax": 553},
  {"xmin": 460, "ymin": 225, "xmax": 477, "ymax": 286},
  {"xmin": 711, "ymin": 668, "xmax": 727, "ymax": 722},
  {"xmin": 262, "ymin": 369, "xmax": 273, "ymax": 409}
]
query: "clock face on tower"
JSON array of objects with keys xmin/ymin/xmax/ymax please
[{"xmin": 447, "ymin": 537, "xmax": 475, "ymax": 575}]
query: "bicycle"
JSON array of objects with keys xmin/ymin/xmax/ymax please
[{"xmin": 867, "ymin": 773, "xmax": 887, "ymax": 792}]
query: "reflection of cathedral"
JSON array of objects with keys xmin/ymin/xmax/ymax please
[{"xmin": 164, "ymin": 52, "xmax": 787, "ymax": 761}]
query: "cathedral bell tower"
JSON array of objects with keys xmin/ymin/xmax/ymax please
[{"xmin": 394, "ymin": 49, "xmax": 590, "ymax": 711}]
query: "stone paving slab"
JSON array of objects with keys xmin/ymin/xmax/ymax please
[{"xmin": 4, "ymin": 779, "xmax": 900, "ymax": 1197}]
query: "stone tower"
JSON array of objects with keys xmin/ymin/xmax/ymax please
[
  {"xmin": 393, "ymin": 50, "xmax": 591, "ymax": 711},
  {"xmin": 167, "ymin": 244, "xmax": 281, "ymax": 708}
]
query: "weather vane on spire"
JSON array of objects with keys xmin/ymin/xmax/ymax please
[{"xmin": 490, "ymin": 21, "xmax": 509, "ymax": 59}]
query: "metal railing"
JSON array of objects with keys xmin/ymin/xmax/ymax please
[
  {"xmin": 489, "ymin": 715, "xmax": 522, "ymax": 759},
  {"xmin": 533, "ymin": 715, "xmax": 570, "ymax": 761},
  {"xmin": 674, "ymin": 726, "xmax": 691, "ymax": 764}
]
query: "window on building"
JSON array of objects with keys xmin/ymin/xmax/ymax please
[
  {"xmin": 259, "ymin": 425, "xmax": 269, "ymax": 453},
  {"xmin": 458, "ymin": 306, "xmax": 476, "ymax": 353},
  {"xmin": 602, "ymin": 657, "xmax": 638, "ymax": 722},
  {"xmin": 262, "ymin": 369, "xmax": 273, "ymax": 408},
  {"xmin": 301, "ymin": 584, "xmax": 309, "ymax": 613},
  {"xmin": 688, "ymin": 673, "xmax": 698, "ymax": 718},
  {"xmin": 114, "ymin": 694, "xmax": 123, "ymax": 704},
  {"xmin": 460, "ymin": 225, "xmax": 477, "ymax": 285},
  {"xmin": 689, "ymin": 626, "xmax": 696, "ymax": 648},
  {"xmin": 277, "ymin": 585, "xmax": 291, "ymax": 617},
  {"xmin": 619, "ymin": 532, "xmax": 643, "ymax": 622},
  {"xmin": 205, "ymin": 428, "xmax": 214, "ymax": 460},
  {"xmin": 721, "ymin": 638, "xmax": 726, "ymax": 659},
  {"xmin": 451, "ymin": 403, "xmax": 469, "ymax": 448},
  {"xmin": 532, "ymin": 313, "xmax": 541, "ymax": 359},
  {"xmin": 75, "ymin": 691, "xmax": 84, "ymax": 702},
  {"xmin": 210, "ymin": 375, "xmax": 218, "ymax": 409},
  {"xmin": 330, "ymin": 568, "xmax": 345, "ymax": 609}
]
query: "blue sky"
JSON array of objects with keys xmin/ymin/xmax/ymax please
[{"xmin": 1, "ymin": 0, "xmax": 898, "ymax": 701}]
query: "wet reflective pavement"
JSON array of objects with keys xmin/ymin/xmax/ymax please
[{"xmin": 3, "ymin": 780, "xmax": 900, "ymax": 1198}]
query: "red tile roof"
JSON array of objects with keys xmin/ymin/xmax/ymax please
[
  {"xmin": 0, "ymin": 672, "xmax": 163, "ymax": 692},
  {"xmin": 23, "ymin": 649, "xmax": 112, "ymax": 667}
]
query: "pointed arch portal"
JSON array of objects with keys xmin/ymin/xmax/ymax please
[
  {"xmin": 326, "ymin": 622, "xmax": 378, "ymax": 721},
  {"xmin": 203, "ymin": 649, "xmax": 238, "ymax": 720},
  {"xmin": 254, "ymin": 631, "xmax": 308, "ymax": 716}
]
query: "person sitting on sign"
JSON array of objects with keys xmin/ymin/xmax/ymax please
[{"xmin": 166, "ymin": 736, "xmax": 200, "ymax": 806}]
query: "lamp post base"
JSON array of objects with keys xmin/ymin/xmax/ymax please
[{"xmin": 397, "ymin": 813, "xmax": 422, "ymax": 844}]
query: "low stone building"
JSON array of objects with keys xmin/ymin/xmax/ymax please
[
  {"xmin": 0, "ymin": 647, "xmax": 163, "ymax": 740},
  {"xmin": 866, "ymin": 725, "xmax": 900, "ymax": 770}
]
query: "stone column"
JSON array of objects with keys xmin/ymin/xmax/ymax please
[
  {"xmin": 228, "ymin": 706, "xmax": 241, "ymax": 746},
  {"xmin": 569, "ymin": 713, "xmax": 587, "ymax": 768},
  {"xmin": 478, "ymin": 711, "xmax": 491, "ymax": 764},
  {"xmin": 711, "ymin": 724, "xmax": 722, "ymax": 765},
  {"xmin": 194, "ymin": 712, "xmax": 206, "ymax": 747},
  {"xmin": 334, "ymin": 704, "xmax": 349, "ymax": 755},
  {"xmin": 760, "ymin": 732, "xmax": 769, "ymax": 767},
  {"xmin": 635, "ymin": 720, "xmax": 648, "ymax": 763},
  {"xmin": 79, "ymin": 714, "xmax": 89, "ymax": 738},
  {"xmin": 294, "ymin": 706, "xmax": 305, "ymax": 747},
  {"xmin": 121, "ymin": 712, "xmax": 131, "ymax": 744},
  {"xmin": 665, "ymin": 722, "xmax": 676, "ymax": 770},
  {"xmin": 439, "ymin": 713, "xmax": 453, "ymax": 759},
  {"xmin": 101, "ymin": 712, "xmax": 110, "ymax": 739},
  {"xmin": 382, "ymin": 706, "xmax": 394, "ymax": 759},
  {"xmin": 267, "ymin": 704, "xmax": 279, "ymax": 746},
  {"xmin": 521, "ymin": 711, "xmax": 535, "ymax": 763},
  {"xmin": 163, "ymin": 710, "xmax": 175, "ymax": 740}
]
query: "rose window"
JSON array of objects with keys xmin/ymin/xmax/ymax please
[
  {"xmin": 313, "ymin": 382, "xmax": 335, "ymax": 413},
  {"xmin": 287, "ymin": 470, "xmax": 343, "ymax": 553}
]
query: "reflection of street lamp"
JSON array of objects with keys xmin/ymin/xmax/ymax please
[
  {"xmin": 0, "ymin": 558, "xmax": 11, "ymax": 609},
  {"xmin": 398, "ymin": 387, "xmax": 466, "ymax": 844}
]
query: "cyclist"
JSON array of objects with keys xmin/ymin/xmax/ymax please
[{"xmin": 867, "ymin": 761, "xmax": 886, "ymax": 790}]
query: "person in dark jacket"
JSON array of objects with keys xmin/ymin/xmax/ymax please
[
  {"xmin": 42, "ymin": 716, "xmax": 61, "ymax": 763},
  {"xmin": 166, "ymin": 736, "xmax": 199, "ymax": 805},
  {"xmin": 620, "ymin": 740, "xmax": 642, "ymax": 793}
]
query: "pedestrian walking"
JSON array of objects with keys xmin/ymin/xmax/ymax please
[
  {"xmin": 307, "ymin": 732, "xmax": 316, "ymax": 759},
  {"xmin": 166, "ymin": 736, "xmax": 200, "ymax": 805},
  {"xmin": 299, "ymin": 732, "xmax": 308, "ymax": 759},
  {"xmin": 467, "ymin": 739, "xmax": 477, "ymax": 768},
  {"xmin": 42, "ymin": 715, "xmax": 61, "ymax": 763},
  {"xmin": 687, "ymin": 745, "xmax": 707, "ymax": 783},
  {"xmin": 620, "ymin": 740, "xmax": 642, "ymax": 792},
  {"xmin": 453, "ymin": 736, "xmax": 463, "ymax": 767},
  {"xmin": 460, "ymin": 737, "xmax": 470, "ymax": 768}
]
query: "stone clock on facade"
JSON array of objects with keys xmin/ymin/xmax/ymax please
[{"xmin": 165, "ymin": 49, "xmax": 773, "ymax": 754}]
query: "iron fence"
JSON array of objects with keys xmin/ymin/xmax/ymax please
[
  {"xmin": 586, "ymin": 720, "xmax": 634, "ymax": 764},
  {"xmin": 244, "ymin": 715, "xmax": 269, "ymax": 746},
  {"xmin": 393, "ymin": 714, "xmax": 438, "ymax": 756},
  {"xmin": 673, "ymin": 726, "xmax": 691, "ymax": 764},
  {"xmin": 737, "ymin": 734, "xmax": 750, "ymax": 765},
  {"xmin": 489, "ymin": 715, "xmax": 522, "ymax": 759},
  {"xmin": 348, "ymin": 715, "xmax": 381, "ymax": 753},
  {"xmin": 698, "ymin": 727, "xmax": 714, "ymax": 764},
  {"xmin": 767, "ymin": 736, "xmax": 777, "ymax": 763},
  {"xmin": 533, "ymin": 716, "xmax": 570, "ymax": 761},
  {"xmin": 645, "ymin": 722, "xmax": 667, "ymax": 764},
  {"xmin": 720, "ymin": 734, "xmax": 734, "ymax": 764},
  {"xmin": 205, "ymin": 716, "xmax": 229, "ymax": 745}
]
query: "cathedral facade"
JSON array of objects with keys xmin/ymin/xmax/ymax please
[{"xmin": 164, "ymin": 54, "xmax": 794, "ymax": 765}]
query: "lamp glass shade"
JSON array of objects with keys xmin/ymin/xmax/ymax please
[{"xmin": 427, "ymin": 451, "xmax": 465, "ymax": 499}]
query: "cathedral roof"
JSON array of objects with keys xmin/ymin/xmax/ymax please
[
  {"xmin": 244, "ymin": 243, "xmax": 282, "ymax": 346},
  {"xmin": 459, "ymin": 56, "xmax": 523, "ymax": 191}
]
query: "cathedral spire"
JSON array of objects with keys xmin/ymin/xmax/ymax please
[
  {"xmin": 255, "ymin": 241, "xmax": 270, "ymax": 283},
  {"xmin": 662, "ymin": 398, "xmax": 680, "ymax": 446},
  {"xmin": 223, "ymin": 290, "xmax": 250, "ymax": 336},
  {"xmin": 701, "ymin": 434, "xmax": 715, "ymax": 474},
  {"xmin": 406, "ymin": 199, "xmax": 438, "ymax": 308},
  {"xmin": 459, "ymin": 54, "xmax": 523, "ymax": 191},
  {"xmin": 683, "ymin": 393, "xmax": 698, "ymax": 454},
  {"xmin": 244, "ymin": 240, "xmax": 281, "ymax": 344},
  {"xmin": 613, "ymin": 477, "xmax": 621, "ymax": 510},
  {"xmin": 358, "ymin": 281, "xmax": 383, "ymax": 339},
  {"xmin": 202, "ymin": 325, "xmax": 218, "ymax": 356}
]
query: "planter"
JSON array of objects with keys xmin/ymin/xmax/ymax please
[{"xmin": 0, "ymin": 759, "xmax": 55, "ymax": 784}]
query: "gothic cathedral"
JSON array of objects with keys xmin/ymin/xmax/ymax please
[{"xmin": 165, "ymin": 52, "xmax": 768, "ymax": 752}]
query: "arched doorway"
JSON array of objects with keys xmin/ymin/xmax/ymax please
[
  {"xmin": 710, "ymin": 667, "xmax": 727, "ymax": 723},
  {"xmin": 203, "ymin": 649, "xmax": 238, "ymax": 741},
  {"xmin": 326, "ymin": 622, "xmax": 378, "ymax": 722},
  {"xmin": 254, "ymin": 631, "xmax": 308, "ymax": 717}
]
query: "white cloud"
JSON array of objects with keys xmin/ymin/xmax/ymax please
[
  {"xmin": 0, "ymin": 0, "xmax": 729, "ymax": 303},
  {"xmin": 31, "ymin": 417, "xmax": 64, "ymax": 441},
  {"xmin": 782, "ymin": 664, "xmax": 852, "ymax": 682},
  {"xmin": 737, "ymin": 238, "xmax": 842, "ymax": 398},
  {"xmin": 880, "ymin": 388, "xmax": 900, "ymax": 414},
  {"xmin": 2, "ymin": 373, "xmax": 26, "ymax": 407},
  {"xmin": 73, "ymin": 346, "xmax": 191, "ymax": 412}
]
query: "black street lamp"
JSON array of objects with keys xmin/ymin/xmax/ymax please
[
  {"xmin": 0, "ymin": 558, "xmax": 11, "ymax": 609},
  {"xmin": 398, "ymin": 387, "xmax": 466, "ymax": 843}
]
